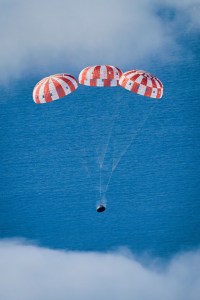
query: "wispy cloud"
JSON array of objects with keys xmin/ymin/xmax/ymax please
[
  {"xmin": 0, "ymin": 239, "xmax": 200, "ymax": 300},
  {"xmin": 0, "ymin": 0, "xmax": 199, "ymax": 82}
]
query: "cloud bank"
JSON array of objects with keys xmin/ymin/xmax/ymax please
[
  {"xmin": 0, "ymin": 0, "xmax": 199, "ymax": 82},
  {"xmin": 0, "ymin": 239, "xmax": 200, "ymax": 300}
]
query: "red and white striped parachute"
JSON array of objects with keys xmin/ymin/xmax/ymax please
[
  {"xmin": 119, "ymin": 70, "xmax": 163, "ymax": 99},
  {"xmin": 33, "ymin": 74, "xmax": 78, "ymax": 104},
  {"xmin": 78, "ymin": 65, "xmax": 122, "ymax": 87}
]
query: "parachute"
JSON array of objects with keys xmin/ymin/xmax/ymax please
[
  {"xmin": 78, "ymin": 65, "xmax": 123, "ymax": 212},
  {"xmin": 119, "ymin": 70, "xmax": 163, "ymax": 99},
  {"xmin": 78, "ymin": 67, "xmax": 164, "ymax": 212},
  {"xmin": 32, "ymin": 66, "xmax": 164, "ymax": 213},
  {"xmin": 33, "ymin": 73, "xmax": 78, "ymax": 104},
  {"xmin": 78, "ymin": 65, "xmax": 122, "ymax": 87}
]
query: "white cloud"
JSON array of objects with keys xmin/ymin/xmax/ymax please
[
  {"xmin": 0, "ymin": 0, "xmax": 199, "ymax": 82},
  {"xmin": 0, "ymin": 239, "xmax": 200, "ymax": 300}
]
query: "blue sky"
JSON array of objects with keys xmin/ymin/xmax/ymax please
[{"xmin": 0, "ymin": 1, "xmax": 200, "ymax": 299}]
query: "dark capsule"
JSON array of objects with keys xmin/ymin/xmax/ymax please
[{"xmin": 96, "ymin": 205, "xmax": 106, "ymax": 213}]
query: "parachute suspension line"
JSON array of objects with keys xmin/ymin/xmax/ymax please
[
  {"xmin": 98, "ymin": 96, "xmax": 122, "ymax": 199},
  {"xmin": 99, "ymin": 96, "xmax": 122, "ymax": 168},
  {"xmin": 100, "ymin": 166, "xmax": 102, "ymax": 198},
  {"xmin": 96, "ymin": 149, "xmax": 103, "ymax": 200},
  {"xmin": 102, "ymin": 104, "xmax": 155, "ymax": 196},
  {"xmin": 112, "ymin": 104, "xmax": 155, "ymax": 171},
  {"xmin": 82, "ymin": 147, "xmax": 91, "ymax": 178},
  {"xmin": 102, "ymin": 167, "xmax": 115, "ymax": 196},
  {"xmin": 96, "ymin": 150, "xmax": 101, "ymax": 167},
  {"xmin": 101, "ymin": 101, "xmax": 137, "ymax": 196}
]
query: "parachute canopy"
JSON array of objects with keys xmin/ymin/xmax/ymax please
[
  {"xmin": 78, "ymin": 65, "xmax": 122, "ymax": 87},
  {"xmin": 119, "ymin": 70, "xmax": 163, "ymax": 99},
  {"xmin": 33, "ymin": 73, "xmax": 78, "ymax": 104}
]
